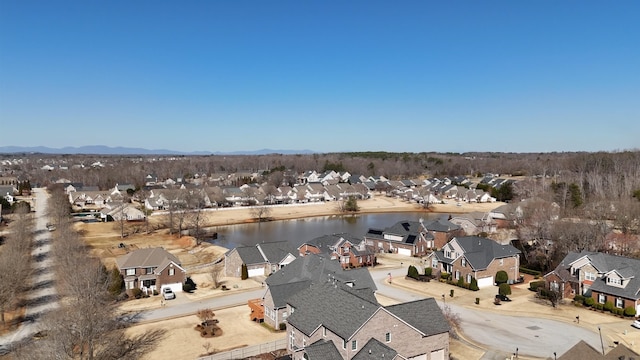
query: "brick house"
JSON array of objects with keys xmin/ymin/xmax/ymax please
[
  {"xmin": 422, "ymin": 217, "xmax": 464, "ymax": 249},
  {"xmin": 298, "ymin": 233, "xmax": 376, "ymax": 269},
  {"xmin": 427, "ymin": 236, "xmax": 521, "ymax": 288},
  {"xmin": 363, "ymin": 220, "xmax": 435, "ymax": 257},
  {"xmin": 224, "ymin": 241, "xmax": 297, "ymax": 278},
  {"xmin": 115, "ymin": 247, "xmax": 186, "ymax": 295},
  {"xmin": 285, "ymin": 282, "xmax": 450, "ymax": 360},
  {"xmin": 545, "ymin": 251, "xmax": 640, "ymax": 314},
  {"xmin": 260, "ymin": 254, "xmax": 376, "ymax": 331}
]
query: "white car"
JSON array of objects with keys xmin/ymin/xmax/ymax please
[
  {"xmin": 632, "ymin": 319, "xmax": 640, "ymax": 329},
  {"xmin": 162, "ymin": 287, "xmax": 175, "ymax": 300}
]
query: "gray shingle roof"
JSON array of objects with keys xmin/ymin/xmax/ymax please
[
  {"xmin": 454, "ymin": 236, "xmax": 521, "ymax": 270},
  {"xmin": 286, "ymin": 282, "xmax": 379, "ymax": 338},
  {"xmin": 235, "ymin": 246, "xmax": 267, "ymax": 265},
  {"xmin": 352, "ymin": 338, "xmax": 398, "ymax": 360},
  {"xmin": 365, "ymin": 220, "xmax": 430, "ymax": 245},
  {"xmin": 257, "ymin": 241, "xmax": 296, "ymax": 264},
  {"xmin": 304, "ymin": 339, "xmax": 343, "ymax": 360},
  {"xmin": 115, "ymin": 247, "xmax": 181, "ymax": 270},
  {"xmin": 268, "ymin": 280, "xmax": 312, "ymax": 309},
  {"xmin": 265, "ymin": 253, "xmax": 376, "ymax": 291},
  {"xmin": 384, "ymin": 298, "xmax": 450, "ymax": 337}
]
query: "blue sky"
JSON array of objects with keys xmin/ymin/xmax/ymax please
[{"xmin": 1, "ymin": 1, "xmax": 638, "ymax": 153}]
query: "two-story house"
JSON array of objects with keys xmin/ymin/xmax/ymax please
[
  {"xmin": 427, "ymin": 236, "xmax": 521, "ymax": 288},
  {"xmin": 363, "ymin": 220, "xmax": 435, "ymax": 257},
  {"xmin": 298, "ymin": 233, "xmax": 376, "ymax": 269},
  {"xmin": 260, "ymin": 253, "xmax": 376, "ymax": 331},
  {"xmin": 545, "ymin": 251, "xmax": 640, "ymax": 314},
  {"xmin": 115, "ymin": 247, "xmax": 186, "ymax": 296},
  {"xmin": 286, "ymin": 282, "xmax": 450, "ymax": 360}
]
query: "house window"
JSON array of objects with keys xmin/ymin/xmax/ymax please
[
  {"xmin": 351, "ymin": 340, "xmax": 357, "ymax": 351},
  {"xmin": 127, "ymin": 281, "xmax": 135, "ymax": 290},
  {"xmin": 466, "ymin": 274, "xmax": 472, "ymax": 283},
  {"xmin": 385, "ymin": 332, "xmax": 391, "ymax": 342},
  {"xmin": 455, "ymin": 271, "xmax": 460, "ymax": 280},
  {"xmin": 461, "ymin": 258, "xmax": 466, "ymax": 267},
  {"xmin": 145, "ymin": 267, "xmax": 154, "ymax": 274},
  {"xmin": 446, "ymin": 251, "xmax": 451, "ymax": 258},
  {"xmin": 359, "ymin": 257, "xmax": 362, "ymax": 264},
  {"xmin": 598, "ymin": 294, "xmax": 606, "ymax": 304},
  {"xmin": 607, "ymin": 277, "xmax": 621, "ymax": 285},
  {"xmin": 125, "ymin": 268, "xmax": 135, "ymax": 276},
  {"xmin": 283, "ymin": 311, "xmax": 288, "ymax": 318},
  {"xmin": 289, "ymin": 330, "xmax": 296, "ymax": 350},
  {"xmin": 585, "ymin": 272, "xmax": 596, "ymax": 281},
  {"xmin": 499, "ymin": 259, "xmax": 504, "ymax": 266},
  {"xmin": 616, "ymin": 298, "xmax": 624, "ymax": 308},
  {"xmin": 169, "ymin": 268, "xmax": 175, "ymax": 276}
]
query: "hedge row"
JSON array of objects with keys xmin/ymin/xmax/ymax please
[
  {"xmin": 519, "ymin": 267, "xmax": 542, "ymax": 277},
  {"xmin": 574, "ymin": 294, "xmax": 636, "ymax": 317}
]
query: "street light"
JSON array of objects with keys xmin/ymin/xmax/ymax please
[{"xmin": 598, "ymin": 326, "xmax": 605, "ymax": 355}]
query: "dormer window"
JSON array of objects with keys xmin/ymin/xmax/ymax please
[{"xmin": 607, "ymin": 277, "xmax": 622, "ymax": 286}]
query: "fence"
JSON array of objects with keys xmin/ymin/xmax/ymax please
[{"xmin": 199, "ymin": 338, "xmax": 287, "ymax": 360}]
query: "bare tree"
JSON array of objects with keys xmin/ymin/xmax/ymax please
[
  {"xmin": 0, "ymin": 207, "xmax": 32, "ymax": 324},
  {"xmin": 250, "ymin": 205, "xmax": 272, "ymax": 222},
  {"xmin": 209, "ymin": 264, "xmax": 223, "ymax": 289}
]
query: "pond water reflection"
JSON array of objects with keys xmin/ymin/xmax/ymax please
[{"xmin": 207, "ymin": 212, "xmax": 442, "ymax": 249}]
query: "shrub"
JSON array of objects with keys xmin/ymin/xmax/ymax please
[
  {"xmin": 407, "ymin": 265, "xmax": 419, "ymax": 279},
  {"xmin": 153, "ymin": 289, "xmax": 159, "ymax": 296},
  {"xmin": 495, "ymin": 270, "xmax": 508, "ymax": 285},
  {"xmin": 131, "ymin": 288, "xmax": 142, "ymax": 299},
  {"xmin": 457, "ymin": 278, "xmax": 464, "ymax": 287},
  {"xmin": 594, "ymin": 303, "xmax": 604, "ymax": 311},
  {"xmin": 584, "ymin": 297, "xmax": 595, "ymax": 307},
  {"xmin": 183, "ymin": 283, "xmax": 194, "ymax": 292},
  {"xmin": 624, "ymin": 307, "xmax": 636, "ymax": 317},
  {"xmin": 185, "ymin": 277, "xmax": 197, "ymax": 290},
  {"xmin": 529, "ymin": 280, "xmax": 546, "ymax": 292},
  {"xmin": 424, "ymin": 267, "xmax": 432, "ymax": 277},
  {"xmin": 614, "ymin": 308, "xmax": 624, "ymax": 316},
  {"xmin": 279, "ymin": 323, "xmax": 286, "ymax": 331},
  {"xmin": 499, "ymin": 283, "xmax": 512, "ymax": 296},
  {"xmin": 604, "ymin": 301, "xmax": 614, "ymax": 313},
  {"xmin": 108, "ymin": 267, "xmax": 124, "ymax": 297},
  {"xmin": 574, "ymin": 294, "xmax": 584, "ymax": 304},
  {"xmin": 519, "ymin": 267, "xmax": 542, "ymax": 277},
  {"xmin": 241, "ymin": 264, "xmax": 248, "ymax": 280},
  {"xmin": 469, "ymin": 277, "xmax": 479, "ymax": 291},
  {"xmin": 441, "ymin": 272, "xmax": 450, "ymax": 280}
]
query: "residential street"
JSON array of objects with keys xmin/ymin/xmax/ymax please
[{"xmin": 0, "ymin": 188, "xmax": 59, "ymax": 351}]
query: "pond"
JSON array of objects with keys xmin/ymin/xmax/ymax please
[{"xmin": 206, "ymin": 212, "xmax": 444, "ymax": 249}]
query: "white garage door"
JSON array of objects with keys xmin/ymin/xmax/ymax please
[
  {"xmin": 398, "ymin": 248, "xmax": 412, "ymax": 256},
  {"xmin": 248, "ymin": 267, "xmax": 264, "ymax": 277},
  {"xmin": 431, "ymin": 349, "xmax": 445, "ymax": 360},
  {"xmin": 477, "ymin": 276, "xmax": 494, "ymax": 288},
  {"xmin": 162, "ymin": 283, "xmax": 183, "ymax": 293}
]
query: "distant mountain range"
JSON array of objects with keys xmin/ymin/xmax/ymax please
[{"xmin": 0, "ymin": 145, "xmax": 315, "ymax": 156}]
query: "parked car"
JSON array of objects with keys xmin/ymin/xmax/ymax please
[
  {"xmin": 162, "ymin": 287, "xmax": 175, "ymax": 300},
  {"xmin": 495, "ymin": 294, "xmax": 511, "ymax": 302},
  {"xmin": 632, "ymin": 319, "xmax": 640, "ymax": 329}
]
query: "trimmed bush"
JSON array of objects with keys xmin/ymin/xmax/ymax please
[
  {"xmin": 241, "ymin": 264, "xmax": 249, "ymax": 280},
  {"xmin": 131, "ymin": 288, "xmax": 142, "ymax": 299},
  {"xmin": 519, "ymin": 267, "xmax": 542, "ymax": 277},
  {"xmin": 595, "ymin": 303, "xmax": 604, "ymax": 311},
  {"xmin": 573, "ymin": 294, "xmax": 584, "ymax": 304},
  {"xmin": 604, "ymin": 301, "xmax": 614, "ymax": 313},
  {"xmin": 424, "ymin": 267, "xmax": 432, "ymax": 276},
  {"xmin": 441, "ymin": 272, "xmax": 450, "ymax": 280},
  {"xmin": 499, "ymin": 283, "xmax": 512, "ymax": 296},
  {"xmin": 624, "ymin": 306, "xmax": 637, "ymax": 317},
  {"xmin": 183, "ymin": 283, "xmax": 194, "ymax": 292},
  {"xmin": 495, "ymin": 270, "xmax": 508, "ymax": 285},
  {"xmin": 407, "ymin": 265, "xmax": 419, "ymax": 279},
  {"xmin": 457, "ymin": 278, "xmax": 464, "ymax": 287},
  {"xmin": 584, "ymin": 297, "xmax": 595, "ymax": 307},
  {"xmin": 529, "ymin": 280, "xmax": 546, "ymax": 292},
  {"xmin": 469, "ymin": 277, "xmax": 479, "ymax": 291}
]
